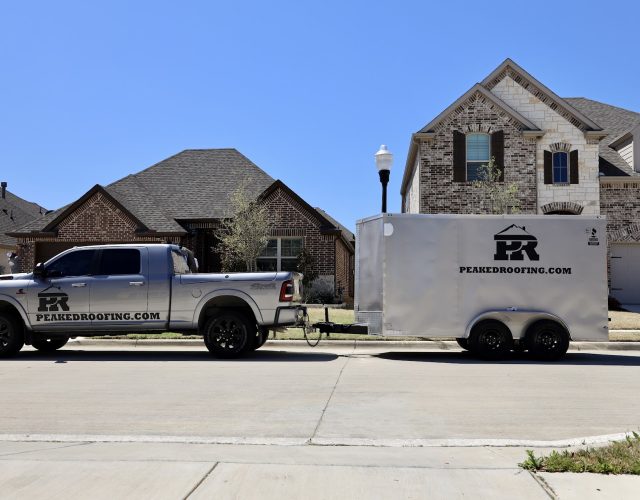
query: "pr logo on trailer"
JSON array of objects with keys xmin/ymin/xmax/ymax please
[
  {"xmin": 38, "ymin": 285, "xmax": 70, "ymax": 312},
  {"xmin": 494, "ymin": 225, "xmax": 540, "ymax": 261}
]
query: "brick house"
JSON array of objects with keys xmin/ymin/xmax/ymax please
[
  {"xmin": 9, "ymin": 149, "xmax": 354, "ymax": 302},
  {"xmin": 0, "ymin": 182, "xmax": 45, "ymax": 274},
  {"xmin": 400, "ymin": 59, "xmax": 640, "ymax": 303}
]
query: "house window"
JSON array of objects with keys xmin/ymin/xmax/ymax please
[
  {"xmin": 466, "ymin": 133, "xmax": 490, "ymax": 181},
  {"xmin": 552, "ymin": 152, "xmax": 568, "ymax": 183},
  {"xmin": 257, "ymin": 238, "xmax": 303, "ymax": 272}
]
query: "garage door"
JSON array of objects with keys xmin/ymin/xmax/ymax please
[{"xmin": 610, "ymin": 244, "xmax": 640, "ymax": 304}]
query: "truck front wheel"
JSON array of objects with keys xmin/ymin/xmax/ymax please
[
  {"xmin": 32, "ymin": 335, "xmax": 69, "ymax": 352},
  {"xmin": 203, "ymin": 312, "xmax": 252, "ymax": 358},
  {"xmin": 526, "ymin": 321, "xmax": 569, "ymax": 361},
  {"xmin": 0, "ymin": 313, "xmax": 24, "ymax": 358},
  {"xmin": 469, "ymin": 320, "xmax": 512, "ymax": 360}
]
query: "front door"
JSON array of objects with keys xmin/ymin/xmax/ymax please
[
  {"xmin": 27, "ymin": 248, "xmax": 97, "ymax": 331},
  {"xmin": 89, "ymin": 248, "xmax": 151, "ymax": 330}
]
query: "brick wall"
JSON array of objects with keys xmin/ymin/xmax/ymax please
[
  {"xmin": 418, "ymin": 92, "xmax": 537, "ymax": 214},
  {"xmin": 600, "ymin": 179, "xmax": 640, "ymax": 242},
  {"xmin": 335, "ymin": 238, "xmax": 353, "ymax": 303},
  {"xmin": 17, "ymin": 192, "xmax": 164, "ymax": 272}
]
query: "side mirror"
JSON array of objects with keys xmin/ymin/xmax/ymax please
[{"xmin": 33, "ymin": 262, "xmax": 46, "ymax": 280}]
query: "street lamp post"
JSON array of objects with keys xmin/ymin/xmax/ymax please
[{"xmin": 375, "ymin": 145, "xmax": 393, "ymax": 213}]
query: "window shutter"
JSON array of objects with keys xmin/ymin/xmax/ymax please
[
  {"xmin": 570, "ymin": 150, "xmax": 579, "ymax": 184},
  {"xmin": 491, "ymin": 130, "xmax": 504, "ymax": 181},
  {"xmin": 453, "ymin": 130, "xmax": 466, "ymax": 182},
  {"xmin": 544, "ymin": 150, "xmax": 552, "ymax": 184}
]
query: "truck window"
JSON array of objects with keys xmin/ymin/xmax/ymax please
[
  {"xmin": 172, "ymin": 250, "xmax": 191, "ymax": 275},
  {"xmin": 97, "ymin": 249, "xmax": 141, "ymax": 275},
  {"xmin": 46, "ymin": 249, "xmax": 96, "ymax": 277}
]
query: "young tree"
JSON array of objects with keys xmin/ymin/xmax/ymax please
[
  {"xmin": 218, "ymin": 181, "xmax": 272, "ymax": 272},
  {"xmin": 472, "ymin": 157, "xmax": 521, "ymax": 214},
  {"xmin": 296, "ymin": 247, "xmax": 318, "ymax": 302}
]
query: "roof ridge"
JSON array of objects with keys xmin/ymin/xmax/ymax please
[{"xmin": 565, "ymin": 97, "xmax": 640, "ymax": 117}]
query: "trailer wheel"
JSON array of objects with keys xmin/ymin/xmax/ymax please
[
  {"xmin": 203, "ymin": 312, "xmax": 252, "ymax": 358},
  {"xmin": 0, "ymin": 312, "xmax": 24, "ymax": 358},
  {"xmin": 456, "ymin": 338, "xmax": 469, "ymax": 351},
  {"xmin": 32, "ymin": 335, "xmax": 69, "ymax": 352},
  {"xmin": 526, "ymin": 321, "xmax": 569, "ymax": 361},
  {"xmin": 469, "ymin": 320, "xmax": 512, "ymax": 360}
]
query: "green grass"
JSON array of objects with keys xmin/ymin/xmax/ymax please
[{"xmin": 520, "ymin": 433, "xmax": 640, "ymax": 475}]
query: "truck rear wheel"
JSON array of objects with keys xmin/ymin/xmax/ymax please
[
  {"xmin": 469, "ymin": 320, "xmax": 512, "ymax": 360},
  {"xmin": 252, "ymin": 327, "xmax": 270, "ymax": 351},
  {"xmin": 0, "ymin": 313, "xmax": 24, "ymax": 358},
  {"xmin": 203, "ymin": 312, "xmax": 252, "ymax": 358},
  {"xmin": 32, "ymin": 335, "xmax": 69, "ymax": 352},
  {"xmin": 526, "ymin": 321, "xmax": 569, "ymax": 361}
]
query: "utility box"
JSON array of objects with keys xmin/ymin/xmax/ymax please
[{"xmin": 355, "ymin": 213, "xmax": 608, "ymax": 343}]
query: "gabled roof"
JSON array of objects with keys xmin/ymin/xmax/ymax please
[
  {"xmin": 482, "ymin": 58, "xmax": 603, "ymax": 132},
  {"xmin": 417, "ymin": 83, "xmax": 541, "ymax": 134},
  {"xmin": 314, "ymin": 207, "xmax": 355, "ymax": 243},
  {"xmin": 565, "ymin": 98, "xmax": 640, "ymax": 176},
  {"xmin": 0, "ymin": 188, "xmax": 46, "ymax": 246}
]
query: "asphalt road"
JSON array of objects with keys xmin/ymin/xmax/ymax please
[{"xmin": 1, "ymin": 341, "xmax": 639, "ymax": 498}]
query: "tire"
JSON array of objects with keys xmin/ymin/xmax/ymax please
[
  {"xmin": 456, "ymin": 338, "xmax": 469, "ymax": 351},
  {"xmin": 526, "ymin": 321, "xmax": 569, "ymax": 361},
  {"xmin": 252, "ymin": 327, "xmax": 270, "ymax": 351},
  {"xmin": 0, "ymin": 312, "xmax": 25, "ymax": 358},
  {"xmin": 468, "ymin": 320, "xmax": 513, "ymax": 360},
  {"xmin": 203, "ymin": 312, "xmax": 253, "ymax": 358},
  {"xmin": 31, "ymin": 335, "xmax": 69, "ymax": 352}
]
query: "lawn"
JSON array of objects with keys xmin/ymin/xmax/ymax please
[{"xmin": 520, "ymin": 433, "xmax": 640, "ymax": 475}]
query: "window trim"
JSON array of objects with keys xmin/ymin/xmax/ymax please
[
  {"xmin": 552, "ymin": 151, "xmax": 569, "ymax": 184},
  {"xmin": 465, "ymin": 133, "xmax": 491, "ymax": 182},
  {"xmin": 257, "ymin": 237, "xmax": 303, "ymax": 272}
]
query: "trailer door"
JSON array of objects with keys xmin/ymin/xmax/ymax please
[{"xmin": 610, "ymin": 243, "xmax": 640, "ymax": 304}]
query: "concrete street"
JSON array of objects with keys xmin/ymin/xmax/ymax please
[{"xmin": 1, "ymin": 341, "xmax": 639, "ymax": 498}]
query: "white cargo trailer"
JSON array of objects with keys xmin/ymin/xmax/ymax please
[{"xmin": 317, "ymin": 213, "xmax": 608, "ymax": 360}]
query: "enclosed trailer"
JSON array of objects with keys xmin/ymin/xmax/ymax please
[{"xmin": 320, "ymin": 213, "xmax": 608, "ymax": 360}]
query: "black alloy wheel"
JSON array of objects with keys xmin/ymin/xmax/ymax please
[
  {"xmin": 203, "ymin": 312, "xmax": 252, "ymax": 358},
  {"xmin": 526, "ymin": 321, "xmax": 570, "ymax": 361},
  {"xmin": 0, "ymin": 313, "xmax": 24, "ymax": 358},
  {"xmin": 469, "ymin": 320, "xmax": 513, "ymax": 360}
]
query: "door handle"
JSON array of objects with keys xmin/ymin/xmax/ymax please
[
  {"xmin": 129, "ymin": 281, "xmax": 145, "ymax": 286},
  {"xmin": 71, "ymin": 283, "xmax": 87, "ymax": 288}
]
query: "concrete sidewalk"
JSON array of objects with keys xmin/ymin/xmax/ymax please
[{"xmin": 0, "ymin": 440, "xmax": 637, "ymax": 499}]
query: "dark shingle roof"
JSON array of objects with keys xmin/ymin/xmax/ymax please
[
  {"xmin": 314, "ymin": 207, "xmax": 355, "ymax": 243},
  {"xmin": 110, "ymin": 149, "xmax": 275, "ymax": 220},
  {"xmin": 0, "ymin": 189, "xmax": 46, "ymax": 246},
  {"xmin": 564, "ymin": 98, "xmax": 640, "ymax": 176}
]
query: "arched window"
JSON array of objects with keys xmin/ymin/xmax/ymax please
[
  {"xmin": 466, "ymin": 133, "xmax": 490, "ymax": 181},
  {"xmin": 552, "ymin": 152, "xmax": 568, "ymax": 183}
]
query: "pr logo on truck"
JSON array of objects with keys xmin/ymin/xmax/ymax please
[
  {"xmin": 494, "ymin": 225, "xmax": 540, "ymax": 261},
  {"xmin": 38, "ymin": 285, "xmax": 70, "ymax": 312}
]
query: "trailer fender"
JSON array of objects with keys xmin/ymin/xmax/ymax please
[
  {"xmin": 193, "ymin": 289, "xmax": 264, "ymax": 328},
  {"xmin": 0, "ymin": 294, "xmax": 30, "ymax": 329},
  {"xmin": 464, "ymin": 310, "xmax": 570, "ymax": 340}
]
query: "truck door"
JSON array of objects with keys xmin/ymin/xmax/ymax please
[
  {"xmin": 89, "ymin": 248, "xmax": 153, "ymax": 330},
  {"xmin": 27, "ymin": 248, "xmax": 97, "ymax": 331}
]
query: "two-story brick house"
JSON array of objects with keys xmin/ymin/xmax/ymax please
[
  {"xmin": 9, "ymin": 149, "xmax": 354, "ymax": 302},
  {"xmin": 401, "ymin": 59, "xmax": 640, "ymax": 303}
]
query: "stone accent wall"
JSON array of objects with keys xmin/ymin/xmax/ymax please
[
  {"xmin": 418, "ymin": 92, "xmax": 537, "ymax": 214},
  {"xmin": 600, "ymin": 179, "xmax": 640, "ymax": 242},
  {"xmin": 490, "ymin": 76, "xmax": 601, "ymax": 215}
]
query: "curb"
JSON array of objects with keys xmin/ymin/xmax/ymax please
[{"xmin": 67, "ymin": 338, "xmax": 640, "ymax": 350}]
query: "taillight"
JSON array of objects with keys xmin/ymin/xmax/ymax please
[{"xmin": 279, "ymin": 280, "xmax": 294, "ymax": 302}]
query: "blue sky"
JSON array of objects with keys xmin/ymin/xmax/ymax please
[{"xmin": 2, "ymin": 0, "xmax": 639, "ymax": 230}]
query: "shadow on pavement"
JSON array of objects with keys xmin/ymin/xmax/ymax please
[
  {"xmin": 376, "ymin": 351, "xmax": 640, "ymax": 366},
  {"xmin": 6, "ymin": 349, "xmax": 339, "ymax": 363}
]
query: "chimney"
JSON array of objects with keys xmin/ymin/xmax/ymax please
[{"xmin": 1, "ymin": 182, "xmax": 6, "ymax": 199}]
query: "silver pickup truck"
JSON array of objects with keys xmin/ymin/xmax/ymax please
[{"xmin": 0, "ymin": 244, "xmax": 305, "ymax": 358}]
